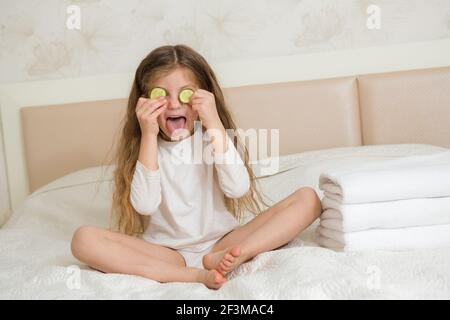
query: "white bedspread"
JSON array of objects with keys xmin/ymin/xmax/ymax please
[{"xmin": 1, "ymin": 144, "xmax": 450, "ymax": 299}]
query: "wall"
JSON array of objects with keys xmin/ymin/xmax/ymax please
[
  {"xmin": 0, "ymin": 110, "xmax": 10, "ymax": 224},
  {"xmin": 0, "ymin": 0, "xmax": 449, "ymax": 84}
]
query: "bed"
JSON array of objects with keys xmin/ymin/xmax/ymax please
[
  {"xmin": 0, "ymin": 66, "xmax": 449, "ymax": 299},
  {"xmin": 1, "ymin": 143, "xmax": 450, "ymax": 299}
]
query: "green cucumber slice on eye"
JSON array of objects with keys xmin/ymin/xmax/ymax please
[
  {"xmin": 179, "ymin": 88, "xmax": 194, "ymax": 104},
  {"xmin": 149, "ymin": 87, "xmax": 167, "ymax": 99}
]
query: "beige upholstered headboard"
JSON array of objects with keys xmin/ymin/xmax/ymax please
[
  {"xmin": 20, "ymin": 66, "xmax": 450, "ymax": 193},
  {"xmin": 358, "ymin": 67, "xmax": 450, "ymax": 146},
  {"xmin": 21, "ymin": 99, "xmax": 126, "ymax": 192}
]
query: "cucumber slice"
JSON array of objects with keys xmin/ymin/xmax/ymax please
[
  {"xmin": 149, "ymin": 87, "xmax": 167, "ymax": 99},
  {"xmin": 179, "ymin": 88, "xmax": 194, "ymax": 104}
]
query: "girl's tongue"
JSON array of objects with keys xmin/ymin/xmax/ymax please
[{"xmin": 166, "ymin": 116, "xmax": 186, "ymax": 135}]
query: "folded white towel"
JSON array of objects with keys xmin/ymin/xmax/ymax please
[
  {"xmin": 320, "ymin": 196, "xmax": 450, "ymax": 232},
  {"xmin": 316, "ymin": 224, "xmax": 450, "ymax": 251},
  {"xmin": 319, "ymin": 151, "xmax": 450, "ymax": 204}
]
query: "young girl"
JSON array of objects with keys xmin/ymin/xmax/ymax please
[{"xmin": 71, "ymin": 44, "xmax": 322, "ymax": 290}]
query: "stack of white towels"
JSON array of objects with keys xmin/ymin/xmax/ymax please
[{"xmin": 316, "ymin": 150, "xmax": 450, "ymax": 251}]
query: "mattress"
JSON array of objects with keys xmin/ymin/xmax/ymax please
[{"xmin": 1, "ymin": 143, "xmax": 450, "ymax": 299}]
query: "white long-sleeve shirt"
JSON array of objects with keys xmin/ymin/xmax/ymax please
[{"xmin": 130, "ymin": 127, "xmax": 250, "ymax": 252}]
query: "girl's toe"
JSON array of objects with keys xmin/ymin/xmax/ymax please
[
  {"xmin": 225, "ymin": 256, "xmax": 234, "ymax": 263},
  {"xmin": 223, "ymin": 260, "xmax": 232, "ymax": 267},
  {"xmin": 214, "ymin": 270, "xmax": 225, "ymax": 282},
  {"xmin": 218, "ymin": 266, "xmax": 226, "ymax": 275},
  {"xmin": 230, "ymin": 246, "xmax": 241, "ymax": 257},
  {"xmin": 220, "ymin": 262, "xmax": 228, "ymax": 270}
]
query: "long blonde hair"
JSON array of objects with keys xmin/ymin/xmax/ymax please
[{"xmin": 112, "ymin": 44, "xmax": 268, "ymax": 237}]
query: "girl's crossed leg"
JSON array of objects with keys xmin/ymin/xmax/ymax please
[
  {"xmin": 202, "ymin": 187, "xmax": 323, "ymax": 275},
  {"xmin": 70, "ymin": 187, "xmax": 322, "ymax": 289},
  {"xmin": 70, "ymin": 226, "xmax": 226, "ymax": 289}
]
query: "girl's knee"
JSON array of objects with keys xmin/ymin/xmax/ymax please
[
  {"xmin": 292, "ymin": 187, "xmax": 323, "ymax": 218},
  {"xmin": 71, "ymin": 225, "xmax": 101, "ymax": 259}
]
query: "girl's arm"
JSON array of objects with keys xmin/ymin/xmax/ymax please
[
  {"xmin": 212, "ymin": 128, "xmax": 250, "ymax": 199},
  {"xmin": 189, "ymin": 88, "xmax": 250, "ymax": 198},
  {"xmin": 130, "ymin": 96, "xmax": 167, "ymax": 215},
  {"xmin": 138, "ymin": 134, "xmax": 159, "ymax": 170},
  {"xmin": 130, "ymin": 135, "xmax": 162, "ymax": 215}
]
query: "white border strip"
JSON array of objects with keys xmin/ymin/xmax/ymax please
[
  {"xmin": 215, "ymin": 38, "xmax": 450, "ymax": 87},
  {"xmin": 1, "ymin": 38, "xmax": 450, "ymax": 220}
]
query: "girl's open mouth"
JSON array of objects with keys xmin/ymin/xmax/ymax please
[{"xmin": 166, "ymin": 116, "xmax": 187, "ymax": 134}]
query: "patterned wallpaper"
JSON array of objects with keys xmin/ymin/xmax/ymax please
[{"xmin": 0, "ymin": 0, "xmax": 449, "ymax": 83}]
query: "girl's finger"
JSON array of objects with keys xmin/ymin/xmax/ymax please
[
  {"xmin": 137, "ymin": 97, "xmax": 166, "ymax": 115},
  {"xmin": 190, "ymin": 97, "xmax": 204, "ymax": 106},
  {"xmin": 141, "ymin": 102, "xmax": 167, "ymax": 118},
  {"xmin": 191, "ymin": 93, "xmax": 212, "ymax": 102},
  {"xmin": 191, "ymin": 102, "xmax": 200, "ymax": 112},
  {"xmin": 192, "ymin": 92, "xmax": 205, "ymax": 100},
  {"xmin": 136, "ymin": 97, "xmax": 149, "ymax": 112},
  {"xmin": 148, "ymin": 105, "xmax": 167, "ymax": 120},
  {"xmin": 154, "ymin": 104, "xmax": 167, "ymax": 117},
  {"xmin": 136, "ymin": 95, "xmax": 165, "ymax": 111},
  {"xmin": 193, "ymin": 89, "xmax": 213, "ymax": 99},
  {"xmin": 194, "ymin": 88, "xmax": 208, "ymax": 95},
  {"xmin": 191, "ymin": 94, "xmax": 204, "ymax": 100},
  {"xmin": 136, "ymin": 96, "xmax": 165, "ymax": 112}
]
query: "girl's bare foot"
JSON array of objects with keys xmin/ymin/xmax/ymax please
[
  {"xmin": 202, "ymin": 246, "xmax": 245, "ymax": 276},
  {"xmin": 201, "ymin": 269, "xmax": 227, "ymax": 289}
]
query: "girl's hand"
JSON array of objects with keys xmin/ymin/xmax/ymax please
[
  {"xmin": 191, "ymin": 89, "xmax": 228, "ymax": 153},
  {"xmin": 190, "ymin": 89, "xmax": 224, "ymax": 131},
  {"xmin": 135, "ymin": 96, "xmax": 167, "ymax": 137}
]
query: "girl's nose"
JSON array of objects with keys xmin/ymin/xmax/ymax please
[{"xmin": 166, "ymin": 95, "xmax": 182, "ymax": 109}]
